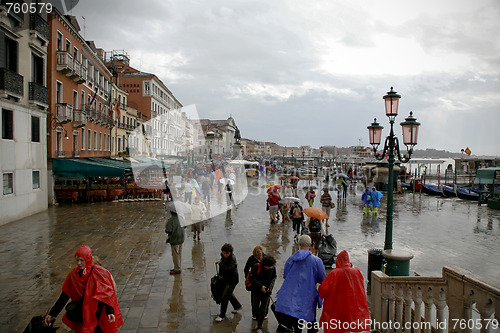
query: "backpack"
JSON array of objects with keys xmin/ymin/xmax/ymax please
[
  {"xmin": 291, "ymin": 206, "xmax": 301, "ymax": 219},
  {"xmin": 245, "ymin": 263, "xmax": 262, "ymax": 291},
  {"xmin": 309, "ymin": 219, "xmax": 321, "ymax": 232}
]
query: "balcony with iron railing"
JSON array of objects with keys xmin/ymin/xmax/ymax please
[
  {"xmin": 29, "ymin": 13, "xmax": 49, "ymax": 43},
  {"xmin": 117, "ymin": 121, "xmax": 126, "ymax": 130},
  {"xmin": 0, "ymin": 68, "xmax": 23, "ymax": 99},
  {"xmin": 101, "ymin": 112, "xmax": 107, "ymax": 125},
  {"xmin": 28, "ymin": 82, "xmax": 48, "ymax": 107},
  {"xmin": 84, "ymin": 104, "xmax": 94, "ymax": 121},
  {"xmin": 72, "ymin": 106, "xmax": 87, "ymax": 128},
  {"xmin": 79, "ymin": 65, "xmax": 87, "ymax": 83},
  {"xmin": 55, "ymin": 150, "xmax": 66, "ymax": 158},
  {"xmin": 55, "ymin": 103, "xmax": 73, "ymax": 123},
  {"xmin": 70, "ymin": 59, "xmax": 81, "ymax": 81},
  {"xmin": 56, "ymin": 51, "xmax": 74, "ymax": 74}
]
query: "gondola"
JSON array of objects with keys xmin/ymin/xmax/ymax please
[
  {"xmin": 422, "ymin": 184, "xmax": 445, "ymax": 197},
  {"xmin": 456, "ymin": 187, "xmax": 479, "ymax": 201},
  {"xmin": 442, "ymin": 185, "xmax": 456, "ymax": 197},
  {"xmin": 401, "ymin": 182, "xmax": 412, "ymax": 190}
]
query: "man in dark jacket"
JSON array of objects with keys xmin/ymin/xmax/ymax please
[
  {"xmin": 215, "ymin": 243, "xmax": 242, "ymax": 322},
  {"xmin": 249, "ymin": 255, "xmax": 277, "ymax": 333},
  {"xmin": 165, "ymin": 209, "xmax": 185, "ymax": 275}
]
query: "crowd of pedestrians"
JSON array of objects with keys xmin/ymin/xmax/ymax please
[{"xmin": 38, "ymin": 163, "xmax": 375, "ymax": 333}]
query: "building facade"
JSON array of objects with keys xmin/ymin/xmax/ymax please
[
  {"xmin": 103, "ymin": 50, "xmax": 185, "ymax": 158},
  {"xmin": 110, "ymin": 82, "xmax": 147, "ymax": 157},
  {"xmin": 47, "ymin": 11, "xmax": 113, "ymax": 161},
  {"xmin": 46, "ymin": 10, "xmax": 114, "ymax": 203},
  {"xmin": 199, "ymin": 117, "xmax": 237, "ymax": 161},
  {"xmin": 0, "ymin": 2, "xmax": 49, "ymax": 225}
]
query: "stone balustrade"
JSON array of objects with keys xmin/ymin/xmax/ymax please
[{"xmin": 371, "ymin": 266, "xmax": 499, "ymax": 333}]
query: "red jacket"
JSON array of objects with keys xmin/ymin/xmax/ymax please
[
  {"xmin": 62, "ymin": 245, "xmax": 123, "ymax": 333},
  {"xmin": 318, "ymin": 251, "xmax": 370, "ymax": 333},
  {"xmin": 305, "ymin": 191, "xmax": 316, "ymax": 200},
  {"xmin": 267, "ymin": 191, "xmax": 281, "ymax": 206}
]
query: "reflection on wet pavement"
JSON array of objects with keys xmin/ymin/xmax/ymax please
[{"xmin": 1, "ymin": 176, "xmax": 499, "ymax": 332}]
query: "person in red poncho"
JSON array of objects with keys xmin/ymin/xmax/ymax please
[
  {"xmin": 43, "ymin": 245, "xmax": 123, "ymax": 332},
  {"xmin": 318, "ymin": 250, "xmax": 370, "ymax": 333}
]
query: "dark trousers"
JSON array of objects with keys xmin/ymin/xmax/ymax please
[
  {"xmin": 251, "ymin": 292, "xmax": 270, "ymax": 327},
  {"xmin": 219, "ymin": 284, "xmax": 241, "ymax": 317},
  {"xmin": 292, "ymin": 219, "xmax": 302, "ymax": 234}
]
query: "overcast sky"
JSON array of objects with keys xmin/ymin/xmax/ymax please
[{"xmin": 71, "ymin": 0, "xmax": 500, "ymax": 156}]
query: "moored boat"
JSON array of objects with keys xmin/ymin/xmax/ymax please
[
  {"xmin": 401, "ymin": 182, "xmax": 412, "ymax": 190},
  {"xmin": 456, "ymin": 187, "xmax": 479, "ymax": 201},
  {"xmin": 442, "ymin": 185, "xmax": 456, "ymax": 197},
  {"xmin": 422, "ymin": 184, "xmax": 445, "ymax": 197}
]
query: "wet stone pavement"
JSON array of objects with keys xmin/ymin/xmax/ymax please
[{"xmin": 1, "ymin": 175, "xmax": 499, "ymax": 332}]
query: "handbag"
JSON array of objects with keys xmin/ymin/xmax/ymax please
[
  {"xmin": 65, "ymin": 265, "xmax": 94, "ymax": 323},
  {"xmin": 210, "ymin": 264, "xmax": 224, "ymax": 304},
  {"xmin": 244, "ymin": 263, "xmax": 261, "ymax": 291},
  {"xmin": 266, "ymin": 202, "xmax": 269, "ymax": 211},
  {"xmin": 330, "ymin": 202, "xmax": 335, "ymax": 208}
]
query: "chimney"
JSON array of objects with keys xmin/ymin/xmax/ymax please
[{"xmin": 96, "ymin": 48, "xmax": 105, "ymax": 61}]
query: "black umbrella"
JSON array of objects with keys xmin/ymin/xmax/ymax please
[
  {"xmin": 322, "ymin": 186, "xmax": 335, "ymax": 191},
  {"xmin": 302, "ymin": 185, "xmax": 317, "ymax": 190}
]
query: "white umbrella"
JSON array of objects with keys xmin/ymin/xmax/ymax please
[
  {"xmin": 165, "ymin": 201, "xmax": 192, "ymax": 214},
  {"xmin": 219, "ymin": 178, "xmax": 235, "ymax": 185},
  {"xmin": 282, "ymin": 196, "xmax": 300, "ymax": 203}
]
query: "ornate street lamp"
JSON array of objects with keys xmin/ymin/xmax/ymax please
[{"xmin": 367, "ymin": 87, "xmax": 420, "ymax": 251}]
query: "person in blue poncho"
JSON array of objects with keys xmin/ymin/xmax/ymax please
[
  {"xmin": 361, "ymin": 186, "xmax": 373, "ymax": 214},
  {"xmin": 275, "ymin": 235, "xmax": 326, "ymax": 332},
  {"xmin": 370, "ymin": 186, "xmax": 383, "ymax": 214}
]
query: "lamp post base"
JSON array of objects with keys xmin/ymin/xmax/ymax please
[{"xmin": 382, "ymin": 249, "xmax": 414, "ymax": 276}]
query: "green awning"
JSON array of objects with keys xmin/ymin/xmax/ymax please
[
  {"xmin": 52, "ymin": 158, "xmax": 132, "ymax": 178},
  {"xmin": 474, "ymin": 167, "xmax": 500, "ymax": 184}
]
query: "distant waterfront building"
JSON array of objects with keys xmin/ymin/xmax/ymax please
[
  {"xmin": 0, "ymin": 3, "xmax": 49, "ymax": 225},
  {"xmin": 199, "ymin": 117, "xmax": 237, "ymax": 160}
]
